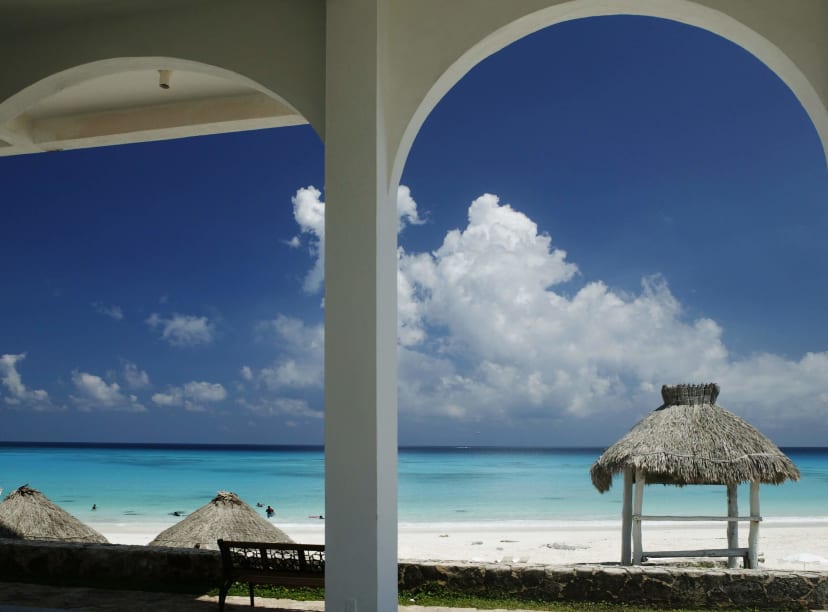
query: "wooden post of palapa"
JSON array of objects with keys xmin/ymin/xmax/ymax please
[
  {"xmin": 621, "ymin": 467, "xmax": 633, "ymax": 565},
  {"xmin": 632, "ymin": 468, "xmax": 645, "ymax": 564},
  {"xmin": 748, "ymin": 480, "xmax": 760, "ymax": 569},
  {"xmin": 726, "ymin": 483, "xmax": 739, "ymax": 568}
]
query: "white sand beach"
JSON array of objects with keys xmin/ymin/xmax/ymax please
[{"xmin": 91, "ymin": 519, "xmax": 828, "ymax": 572}]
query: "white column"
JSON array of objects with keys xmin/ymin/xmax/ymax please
[
  {"xmin": 633, "ymin": 468, "xmax": 645, "ymax": 565},
  {"xmin": 621, "ymin": 468, "xmax": 633, "ymax": 565},
  {"xmin": 726, "ymin": 483, "xmax": 739, "ymax": 568},
  {"xmin": 324, "ymin": 1, "xmax": 398, "ymax": 611},
  {"xmin": 748, "ymin": 481, "xmax": 760, "ymax": 569}
]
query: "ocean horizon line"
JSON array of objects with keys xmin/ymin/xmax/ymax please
[
  {"xmin": 0, "ymin": 441, "xmax": 606, "ymax": 452},
  {"xmin": 0, "ymin": 440, "xmax": 828, "ymax": 454},
  {"xmin": 0, "ymin": 441, "xmax": 825, "ymax": 452}
]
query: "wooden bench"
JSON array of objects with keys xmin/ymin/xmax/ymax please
[
  {"xmin": 642, "ymin": 547, "xmax": 752, "ymax": 568},
  {"xmin": 217, "ymin": 539, "xmax": 325, "ymax": 611}
]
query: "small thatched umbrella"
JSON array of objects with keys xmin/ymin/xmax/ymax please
[
  {"xmin": 590, "ymin": 383, "xmax": 799, "ymax": 568},
  {"xmin": 0, "ymin": 484, "xmax": 108, "ymax": 543},
  {"xmin": 149, "ymin": 491, "xmax": 293, "ymax": 550}
]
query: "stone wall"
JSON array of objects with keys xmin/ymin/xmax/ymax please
[
  {"xmin": 0, "ymin": 539, "xmax": 221, "ymax": 591},
  {"xmin": 398, "ymin": 562, "xmax": 828, "ymax": 611},
  {"xmin": 1, "ymin": 539, "xmax": 826, "ymax": 610}
]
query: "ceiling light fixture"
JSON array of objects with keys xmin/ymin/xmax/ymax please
[{"xmin": 158, "ymin": 70, "xmax": 172, "ymax": 90}]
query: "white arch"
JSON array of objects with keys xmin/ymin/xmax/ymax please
[{"xmin": 390, "ymin": 0, "xmax": 828, "ymax": 189}]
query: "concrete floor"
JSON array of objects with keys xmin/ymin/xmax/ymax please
[
  {"xmin": 0, "ymin": 581, "xmax": 311, "ymax": 611},
  {"xmin": 0, "ymin": 582, "xmax": 543, "ymax": 612}
]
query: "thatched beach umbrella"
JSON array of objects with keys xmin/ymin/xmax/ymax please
[
  {"xmin": 591, "ymin": 383, "xmax": 799, "ymax": 568},
  {"xmin": 149, "ymin": 491, "xmax": 293, "ymax": 550},
  {"xmin": 0, "ymin": 484, "xmax": 108, "ymax": 543}
]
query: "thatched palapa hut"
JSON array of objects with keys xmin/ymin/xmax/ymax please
[
  {"xmin": 0, "ymin": 484, "xmax": 108, "ymax": 543},
  {"xmin": 591, "ymin": 383, "xmax": 799, "ymax": 568},
  {"xmin": 149, "ymin": 491, "xmax": 293, "ymax": 550}
]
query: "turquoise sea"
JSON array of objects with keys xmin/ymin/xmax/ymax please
[{"xmin": 0, "ymin": 444, "xmax": 826, "ymax": 530}]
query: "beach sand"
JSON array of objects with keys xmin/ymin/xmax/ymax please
[{"xmin": 91, "ymin": 519, "xmax": 828, "ymax": 571}]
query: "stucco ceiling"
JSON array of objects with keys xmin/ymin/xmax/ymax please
[
  {"xmin": 25, "ymin": 70, "xmax": 253, "ymax": 120},
  {"xmin": 0, "ymin": 0, "xmax": 205, "ymax": 34}
]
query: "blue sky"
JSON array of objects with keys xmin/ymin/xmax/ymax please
[{"xmin": 1, "ymin": 16, "xmax": 827, "ymax": 446}]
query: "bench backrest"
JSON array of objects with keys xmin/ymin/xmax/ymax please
[{"xmin": 217, "ymin": 539, "xmax": 325, "ymax": 579}]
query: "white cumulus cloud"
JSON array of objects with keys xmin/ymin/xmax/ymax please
[
  {"xmin": 398, "ymin": 192, "xmax": 828, "ymax": 430},
  {"xmin": 152, "ymin": 380, "xmax": 227, "ymax": 412},
  {"xmin": 146, "ymin": 313, "xmax": 215, "ymax": 347},
  {"xmin": 395, "ymin": 193, "xmax": 726, "ymax": 420},
  {"xmin": 0, "ymin": 354, "xmax": 27, "ymax": 399},
  {"xmin": 0, "ymin": 353, "xmax": 54, "ymax": 411},
  {"xmin": 71, "ymin": 371, "xmax": 145, "ymax": 412},
  {"xmin": 290, "ymin": 186, "xmax": 326, "ymax": 294},
  {"xmin": 184, "ymin": 381, "xmax": 227, "ymax": 402},
  {"xmin": 237, "ymin": 397, "xmax": 323, "ymax": 419},
  {"xmin": 237, "ymin": 315, "xmax": 325, "ymax": 422},
  {"xmin": 397, "ymin": 185, "xmax": 425, "ymax": 232},
  {"xmin": 123, "ymin": 361, "xmax": 150, "ymax": 389},
  {"xmin": 92, "ymin": 302, "xmax": 124, "ymax": 321},
  {"xmin": 255, "ymin": 315, "xmax": 324, "ymax": 390}
]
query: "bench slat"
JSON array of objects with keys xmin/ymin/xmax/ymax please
[
  {"xmin": 635, "ymin": 515, "xmax": 762, "ymax": 522},
  {"xmin": 643, "ymin": 548, "xmax": 749, "ymax": 558}
]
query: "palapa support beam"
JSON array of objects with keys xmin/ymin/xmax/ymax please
[
  {"xmin": 727, "ymin": 483, "xmax": 739, "ymax": 568},
  {"xmin": 749, "ymin": 480, "xmax": 760, "ymax": 569},
  {"xmin": 621, "ymin": 468, "xmax": 633, "ymax": 566},
  {"xmin": 632, "ymin": 468, "xmax": 645, "ymax": 565}
]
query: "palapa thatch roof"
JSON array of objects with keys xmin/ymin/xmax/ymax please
[
  {"xmin": 148, "ymin": 491, "xmax": 293, "ymax": 550},
  {"xmin": 590, "ymin": 383, "xmax": 800, "ymax": 492},
  {"xmin": 0, "ymin": 484, "xmax": 108, "ymax": 543}
]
